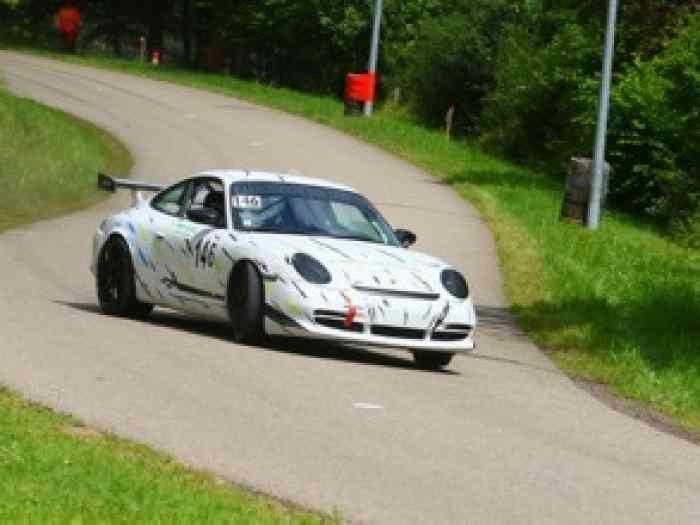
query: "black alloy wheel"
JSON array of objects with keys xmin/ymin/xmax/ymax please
[{"xmin": 97, "ymin": 236, "xmax": 153, "ymax": 318}]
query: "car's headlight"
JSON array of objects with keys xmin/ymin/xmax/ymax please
[
  {"xmin": 292, "ymin": 253, "xmax": 332, "ymax": 284},
  {"xmin": 440, "ymin": 269, "xmax": 469, "ymax": 299}
]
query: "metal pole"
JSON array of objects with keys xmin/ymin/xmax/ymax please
[
  {"xmin": 587, "ymin": 0, "xmax": 619, "ymax": 229},
  {"xmin": 364, "ymin": 0, "xmax": 383, "ymax": 116}
]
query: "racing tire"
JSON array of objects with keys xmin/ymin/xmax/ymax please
[
  {"xmin": 412, "ymin": 351, "xmax": 454, "ymax": 370},
  {"xmin": 97, "ymin": 235, "xmax": 154, "ymax": 318},
  {"xmin": 227, "ymin": 262, "xmax": 265, "ymax": 345}
]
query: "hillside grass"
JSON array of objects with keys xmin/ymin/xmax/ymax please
[
  {"xmin": 0, "ymin": 82, "xmax": 130, "ymax": 232},
  {"xmin": 0, "ymin": 388, "xmax": 334, "ymax": 524},
  {"xmin": 23, "ymin": 51, "xmax": 699, "ymax": 435}
]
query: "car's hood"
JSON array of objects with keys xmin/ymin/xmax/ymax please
[{"xmin": 244, "ymin": 233, "xmax": 449, "ymax": 294}]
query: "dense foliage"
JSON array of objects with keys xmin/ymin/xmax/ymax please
[
  {"xmin": 398, "ymin": 1, "xmax": 516, "ymax": 134},
  {"xmin": 1, "ymin": 0, "xmax": 699, "ymax": 232},
  {"xmin": 481, "ymin": 1, "xmax": 700, "ymax": 229},
  {"xmin": 606, "ymin": 14, "xmax": 700, "ymax": 225}
]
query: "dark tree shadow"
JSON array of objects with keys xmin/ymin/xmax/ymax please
[
  {"xmin": 512, "ymin": 283, "xmax": 700, "ymax": 373},
  {"xmin": 476, "ymin": 304, "xmax": 531, "ymax": 341},
  {"xmin": 508, "ymin": 286, "xmax": 700, "ymax": 444},
  {"xmin": 429, "ymin": 164, "xmax": 561, "ymax": 193},
  {"xmin": 56, "ymin": 301, "xmax": 459, "ymax": 375}
]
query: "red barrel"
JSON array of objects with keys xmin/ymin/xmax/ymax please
[{"xmin": 345, "ymin": 73, "xmax": 377, "ymax": 103}]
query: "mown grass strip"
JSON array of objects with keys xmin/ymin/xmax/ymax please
[
  {"xmin": 0, "ymin": 82, "xmax": 131, "ymax": 233},
  {"xmin": 20, "ymin": 50, "xmax": 699, "ymax": 436},
  {"xmin": 0, "ymin": 388, "xmax": 335, "ymax": 524}
]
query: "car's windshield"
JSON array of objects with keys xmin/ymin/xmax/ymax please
[{"xmin": 230, "ymin": 181, "xmax": 399, "ymax": 246}]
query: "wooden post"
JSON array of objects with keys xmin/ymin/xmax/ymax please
[
  {"xmin": 139, "ymin": 36, "xmax": 146, "ymax": 63},
  {"xmin": 445, "ymin": 105, "xmax": 455, "ymax": 140},
  {"xmin": 392, "ymin": 87, "xmax": 401, "ymax": 106},
  {"xmin": 561, "ymin": 157, "xmax": 610, "ymax": 224}
]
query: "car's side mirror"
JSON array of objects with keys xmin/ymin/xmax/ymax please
[
  {"xmin": 395, "ymin": 229, "xmax": 417, "ymax": 248},
  {"xmin": 187, "ymin": 207, "xmax": 220, "ymax": 226}
]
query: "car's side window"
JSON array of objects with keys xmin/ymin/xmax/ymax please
[
  {"xmin": 152, "ymin": 182, "xmax": 188, "ymax": 216},
  {"xmin": 185, "ymin": 178, "xmax": 226, "ymax": 228}
]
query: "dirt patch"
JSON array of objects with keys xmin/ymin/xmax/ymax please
[{"xmin": 574, "ymin": 378, "xmax": 700, "ymax": 446}]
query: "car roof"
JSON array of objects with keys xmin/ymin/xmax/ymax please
[{"xmin": 196, "ymin": 169, "xmax": 358, "ymax": 194}]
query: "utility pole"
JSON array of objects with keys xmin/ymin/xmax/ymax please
[
  {"xmin": 364, "ymin": 0, "xmax": 383, "ymax": 116},
  {"xmin": 587, "ymin": 0, "xmax": 619, "ymax": 229}
]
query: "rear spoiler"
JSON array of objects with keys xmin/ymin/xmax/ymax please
[{"xmin": 97, "ymin": 173, "xmax": 164, "ymax": 193}]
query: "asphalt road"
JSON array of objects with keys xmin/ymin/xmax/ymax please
[{"xmin": 1, "ymin": 52, "xmax": 699, "ymax": 525}]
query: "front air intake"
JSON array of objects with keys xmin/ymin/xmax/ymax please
[{"xmin": 313, "ymin": 310, "xmax": 363, "ymax": 333}]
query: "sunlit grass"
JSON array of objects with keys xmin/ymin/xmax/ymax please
[
  {"xmin": 0, "ymin": 83, "xmax": 131, "ymax": 232},
  {"xmin": 0, "ymin": 388, "xmax": 335, "ymax": 524}
]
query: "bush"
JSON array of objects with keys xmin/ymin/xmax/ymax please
[
  {"xmin": 480, "ymin": 20, "xmax": 601, "ymax": 169},
  {"xmin": 673, "ymin": 210, "xmax": 700, "ymax": 250},
  {"xmin": 399, "ymin": 1, "xmax": 514, "ymax": 135}
]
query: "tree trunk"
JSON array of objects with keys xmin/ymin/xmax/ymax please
[
  {"xmin": 146, "ymin": 0, "xmax": 166, "ymax": 57},
  {"xmin": 109, "ymin": 2, "xmax": 122, "ymax": 57},
  {"xmin": 182, "ymin": 0, "xmax": 191, "ymax": 65},
  {"xmin": 193, "ymin": 1, "xmax": 211, "ymax": 68}
]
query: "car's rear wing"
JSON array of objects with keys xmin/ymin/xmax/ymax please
[{"xmin": 98, "ymin": 173, "xmax": 164, "ymax": 193}]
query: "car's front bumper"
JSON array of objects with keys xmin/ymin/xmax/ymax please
[
  {"xmin": 266, "ymin": 316, "xmax": 475, "ymax": 352},
  {"xmin": 263, "ymin": 285, "xmax": 476, "ymax": 353}
]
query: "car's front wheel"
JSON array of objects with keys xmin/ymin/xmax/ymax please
[
  {"xmin": 412, "ymin": 350, "xmax": 454, "ymax": 370},
  {"xmin": 227, "ymin": 261, "xmax": 265, "ymax": 344},
  {"xmin": 97, "ymin": 235, "xmax": 153, "ymax": 318}
]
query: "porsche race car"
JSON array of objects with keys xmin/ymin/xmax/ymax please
[{"xmin": 92, "ymin": 170, "xmax": 476, "ymax": 369}]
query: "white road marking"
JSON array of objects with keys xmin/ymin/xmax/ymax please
[
  {"xmin": 249, "ymin": 141, "xmax": 264, "ymax": 147},
  {"xmin": 353, "ymin": 402, "xmax": 384, "ymax": 410}
]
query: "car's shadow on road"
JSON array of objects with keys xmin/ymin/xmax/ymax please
[{"xmin": 57, "ymin": 301, "xmax": 458, "ymax": 375}]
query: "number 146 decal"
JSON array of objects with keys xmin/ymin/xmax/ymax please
[{"xmin": 194, "ymin": 239, "xmax": 217, "ymax": 268}]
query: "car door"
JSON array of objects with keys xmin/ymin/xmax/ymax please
[
  {"xmin": 148, "ymin": 179, "xmax": 193, "ymax": 307},
  {"xmin": 182, "ymin": 178, "xmax": 229, "ymax": 311}
]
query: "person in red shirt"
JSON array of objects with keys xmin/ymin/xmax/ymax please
[{"xmin": 55, "ymin": 0, "xmax": 82, "ymax": 52}]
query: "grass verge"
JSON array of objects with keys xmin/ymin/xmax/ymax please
[
  {"xmin": 0, "ymin": 82, "xmax": 131, "ymax": 233},
  {"xmin": 0, "ymin": 388, "xmax": 333, "ymax": 524},
  {"xmin": 0, "ymin": 73, "xmax": 335, "ymax": 523},
  {"xmin": 16, "ymin": 49, "xmax": 699, "ymax": 437}
]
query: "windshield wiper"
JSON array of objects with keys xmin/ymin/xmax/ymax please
[
  {"xmin": 240, "ymin": 226, "xmax": 306, "ymax": 235},
  {"xmin": 327, "ymin": 233, "xmax": 383, "ymax": 244},
  {"xmin": 240, "ymin": 228, "xmax": 384, "ymax": 243}
]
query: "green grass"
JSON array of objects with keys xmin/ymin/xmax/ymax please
[
  {"xmin": 0, "ymin": 82, "xmax": 131, "ymax": 232},
  {"xmin": 20, "ymin": 50, "xmax": 699, "ymax": 435},
  {"xmin": 0, "ymin": 388, "xmax": 334, "ymax": 524}
]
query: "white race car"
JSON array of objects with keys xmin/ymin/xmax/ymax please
[{"xmin": 92, "ymin": 170, "xmax": 476, "ymax": 369}]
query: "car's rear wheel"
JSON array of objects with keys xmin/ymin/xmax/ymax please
[
  {"xmin": 97, "ymin": 235, "xmax": 153, "ymax": 318},
  {"xmin": 412, "ymin": 350, "xmax": 454, "ymax": 370},
  {"xmin": 227, "ymin": 262, "xmax": 265, "ymax": 344}
]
